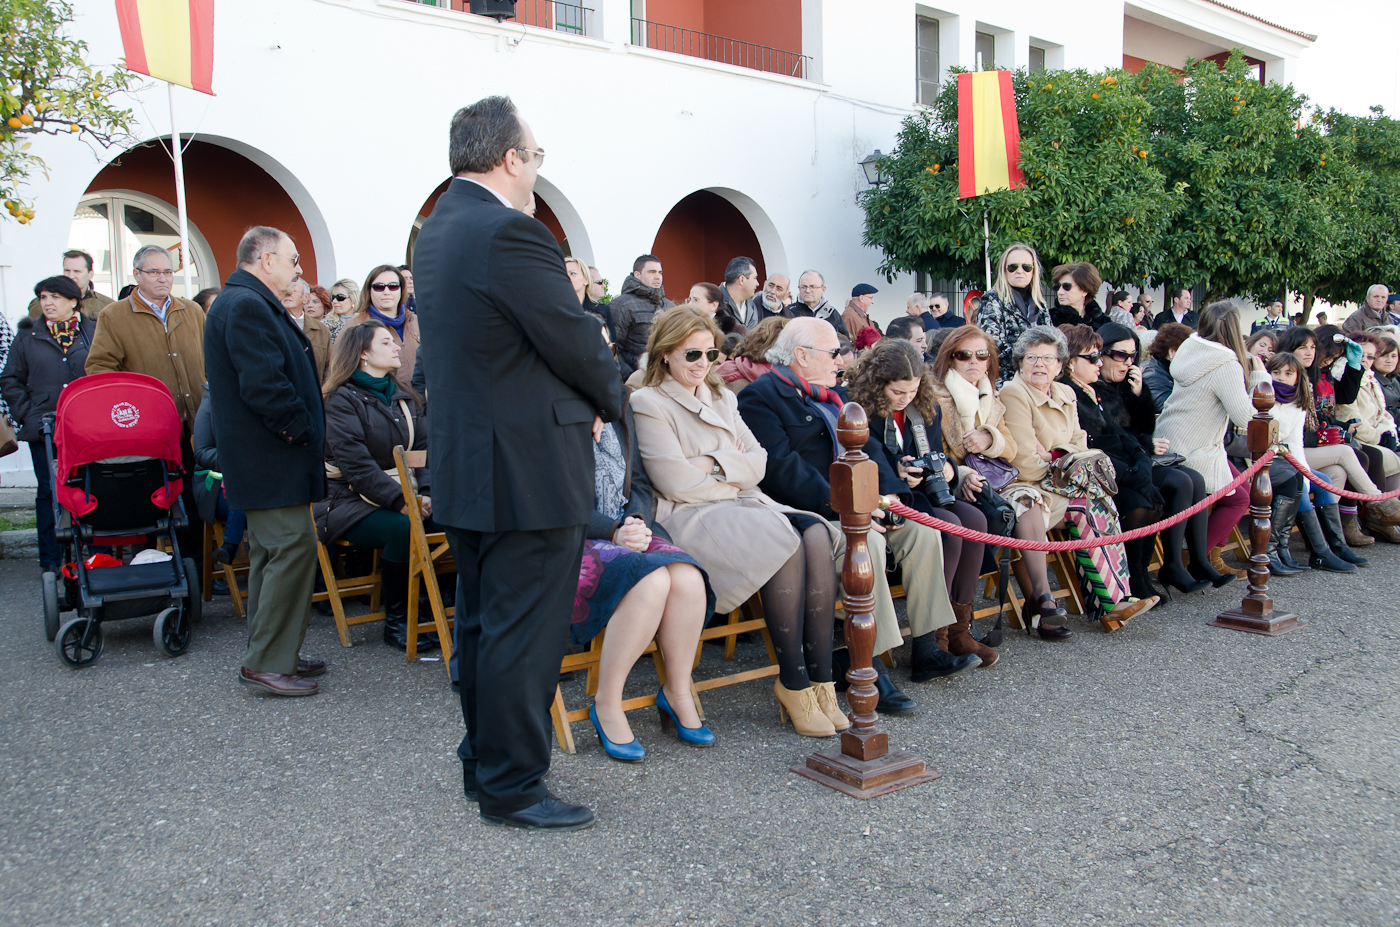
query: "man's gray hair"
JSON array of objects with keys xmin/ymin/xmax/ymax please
[
  {"xmin": 131, "ymin": 244, "xmax": 171, "ymax": 271},
  {"xmin": 1012, "ymin": 324, "xmax": 1069, "ymax": 369},
  {"xmin": 449, "ymin": 95, "xmax": 524, "ymax": 175},
  {"xmin": 236, "ymin": 226, "xmax": 286, "ymax": 266},
  {"xmin": 765, "ymin": 317, "xmax": 827, "ymax": 366},
  {"xmin": 1369, "ymin": 284, "xmax": 1390, "ymax": 299},
  {"xmin": 798, "ymin": 269, "xmax": 824, "ymax": 286},
  {"xmin": 907, "ymin": 292, "xmax": 928, "ymax": 311},
  {"xmin": 301, "ymin": 280, "xmax": 311, "ymax": 293}
]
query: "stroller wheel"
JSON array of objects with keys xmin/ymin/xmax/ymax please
[
  {"xmin": 42, "ymin": 572, "xmax": 61, "ymax": 642},
  {"xmin": 153, "ymin": 606, "xmax": 191, "ymax": 657},
  {"xmin": 56, "ymin": 618, "xmax": 104, "ymax": 668}
]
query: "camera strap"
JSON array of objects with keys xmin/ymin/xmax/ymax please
[{"xmin": 883, "ymin": 406, "xmax": 934, "ymax": 459}]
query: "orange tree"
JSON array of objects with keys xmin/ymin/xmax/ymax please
[
  {"xmin": 861, "ymin": 66, "xmax": 1184, "ymax": 288},
  {"xmin": 1, "ymin": 0, "xmax": 136, "ymax": 223}
]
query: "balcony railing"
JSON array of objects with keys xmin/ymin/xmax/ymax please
[
  {"xmin": 411, "ymin": 1, "xmax": 597, "ymax": 39},
  {"xmin": 631, "ymin": 19, "xmax": 810, "ymax": 80}
]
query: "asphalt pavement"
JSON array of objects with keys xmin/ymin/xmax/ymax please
[{"xmin": 0, "ymin": 544, "xmax": 1396, "ymax": 926}]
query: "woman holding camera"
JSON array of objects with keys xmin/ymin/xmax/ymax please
[{"xmin": 846, "ymin": 338, "xmax": 997, "ymax": 668}]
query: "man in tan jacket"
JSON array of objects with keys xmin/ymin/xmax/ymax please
[
  {"xmin": 281, "ymin": 280, "xmax": 331, "ymax": 381},
  {"xmin": 86, "ymin": 244, "xmax": 208, "ymax": 563}
]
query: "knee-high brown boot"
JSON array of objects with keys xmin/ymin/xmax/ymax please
[{"xmin": 945, "ymin": 601, "xmax": 999, "ymax": 668}]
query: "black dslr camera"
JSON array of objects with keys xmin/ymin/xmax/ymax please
[{"xmin": 903, "ymin": 451, "xmax": 956, "ymax": 507}]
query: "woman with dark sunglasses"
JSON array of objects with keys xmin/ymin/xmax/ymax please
[
  {"xmin": 325, "ymin": 278, "xmax": 360, "ymax": 343},
  {"xmin": 972, "ymin": 242, "xmax": 1051, "ymax": 385},
  {"xmin": 1049, "ymin": 262, "xmax": 1113, "ymax": 331},
  {"xmin": 1067, "ymin": 322, "xmax": 1231, "ymax": 597},
  {"xmin": 341, "ymin": 264, "xmax": 421, "ymax": 390}
]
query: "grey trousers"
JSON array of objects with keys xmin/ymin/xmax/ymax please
[
  {"xmin": 242, "ymin": 505, "xmax": 318, "ymax": 676},
  {"xmin": 831, "ymin": 518, "xmax": 955, "ymax": 655}
]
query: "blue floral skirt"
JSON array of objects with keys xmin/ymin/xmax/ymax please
[{"xmin": 570, "ymin": 536, "xmax": 714, "ymax": 645}]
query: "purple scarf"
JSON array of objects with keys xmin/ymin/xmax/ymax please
[
  {"xmin": 1272, "ymin": 379, "xmax": 1298, "ymax": 404},
  {"xmin": 367, "ymin": 303, "xmax": 407, "ymax": 340}
]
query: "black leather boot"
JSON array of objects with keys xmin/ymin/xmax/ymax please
[
  {"xmin": 1319, "ymin": 502, "xmax": 1368, "ymax": 566},
  {"xmin": 1268, "ymin": 493, "xmax": 1305, "ymax": 576},
  {"xmin": 381, "ymin": 561, "xmax": 440, "ymax": 651},
  {"xmin": 1296, "ymin": 508, "xmax": 1355, "ymax": 573},
  {"xmin": 909, "ymin": 631, "xmax": 979, "ymax": 682}
]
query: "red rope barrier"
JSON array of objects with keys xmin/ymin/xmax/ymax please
[
  {"xmin": 1276, "ymin": 449, "xmax": 1400, "ymax": 502},
  {"xmin": 886, "ymin": 450, "xmax": 1274, "ymax": 551}
]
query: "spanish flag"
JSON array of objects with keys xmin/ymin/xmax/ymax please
[
  {"xmin": 116, "ymin": 0, "xmax": 216, "ymax": 96},
  {"xmin": 957, "ymin": 71, "xmax": 1023, "ymax": 199}
]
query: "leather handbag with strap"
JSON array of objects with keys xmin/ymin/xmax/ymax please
[
  {"xmin": 966, "ymin": 452, "xmax": 1018, "ymax": 492},
  {"xmin": 1041, "ymin": 448, "xmax": 1117, "ymax": 500},
  {"xmin": 0, "ymin": 414, "xmax": 17, "ymax": 459},
  {"xmin": 324, "ymin": 398, "xmax": 417, "ymax": 506}
]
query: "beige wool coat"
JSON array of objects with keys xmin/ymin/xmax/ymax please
[
  {"xmin": 999, "ymin": 373, "xmax": 1089, "ymax": 527},
  {"xmin": 934, "ymin": 371, "xmax": 1017, "ymax": 467},
  {"xmin": 631, "ymin": 376, "xmax": 830, "ymax": 614}
]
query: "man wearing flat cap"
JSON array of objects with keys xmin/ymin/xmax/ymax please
[{"xmin": 843, "ymin": 283, "xmax": 880, "ymax": 340}]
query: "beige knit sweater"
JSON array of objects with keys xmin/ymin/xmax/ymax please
[{"xmin": 1153, "ymin": 335, "xmax": 1269, "ymax": 492}]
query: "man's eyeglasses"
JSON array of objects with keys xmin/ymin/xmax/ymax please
[
  {"xmin": 515, "ymin": 146, "xmax": 546, "ymax": 166},
  {"xmin": 1077, "ymin": 352, "xmax": 1103, "ymax": 364},
  {"xmin": 951, "ymin": 349, "xmax": 991, "ymax": 362},
  {"xmin": 801, "ymin": 345, "xmax": 842, "ymax": 359},
  {"xmin": 683, "ymin": 348, "xmax": 720, "ymax": 363},
  {"xmin": 136, "ymin": 268, "xmax": 174, "ymax": 278},
  {"xmin": 1023, "ymin": 354, "xmax": 1059, "ymax": 366},
  {"xmin": 1056, "ymin": 282, "xmax": 1076, "ymax": 292},
  {"xmin": 370, "ymin": 282, "xmax": 402, "ymax": 292},
  {"xmin": 331, "ymin": 293, "xmax": 351, "ymax": 302},
  {"xmin": 1102, "ymin": 348, "xmax": 1135, "ymax": 363},
  {"xmin": 1005, "ymin": 262, "xmax": 1035, "ymax": 274}
]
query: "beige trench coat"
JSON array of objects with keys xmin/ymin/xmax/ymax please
[
  {"xmin": 999, "ymin": 373, "xmax": 1089, "ymax": 528},
  {"xmin": 631, "ymin": 377, "xmax": 832, "ymax": 614}
]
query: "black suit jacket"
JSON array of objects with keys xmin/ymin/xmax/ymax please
[
  {"xmin": 203, "ymin": 268, "xmax": 326, "ymax": 511},
  {"xmin": 413, "ymin": 179, "xmax": 622, "ymax": 532},
  {"xmin": 735, "ymin": 371, "xmax": 907, "ymax": 520},
  {"xmin": 1153, "ymin": 308, "xmax": 1199, "ymax": 330}
]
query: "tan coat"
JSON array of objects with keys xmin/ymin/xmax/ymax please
[
  {"xmin": 999, "ymin": 373, "xmax": 1088, "ymax": 527},
  {"xmin": 631, "ymin": 377, "xmax": 812, "ymax": 614},
  {"xmin": 85, "ymin": 294, "xmax": 206, "ymax": 424},
  {"xmin": 343, "ymin": 309, "xmax": 420, "ymax": 392},
  {"xmin": 934, "ymin": 372, "xmax": 1016, "ymax": 466},
  {"xmin": 301, "ymin": 314, "xmax": 332, "ymax": 382},
  {"xmin": 28, "ymin": 291, "xmax": 113, "ymax": 321}
]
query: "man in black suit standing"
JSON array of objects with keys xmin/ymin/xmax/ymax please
[{"xmin": 413, "ymin": 96, "xmax": 622, "ymax": 832}]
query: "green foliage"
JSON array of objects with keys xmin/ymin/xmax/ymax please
[
  {"xmin": 1, "ymin": 0, "xmax": 136, "ymax": 222},
  {"xmin": 863, "ymin": 51, "xmax": 1400, "ymax": 312}
]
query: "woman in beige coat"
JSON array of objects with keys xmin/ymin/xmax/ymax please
[
  {"xmin": 631, "ymin": 308, "xmax": 844, "ymax": 739},
  {"xmin": 1000, "ymin": 325, "xmax": 1155, "ymax": 636}
]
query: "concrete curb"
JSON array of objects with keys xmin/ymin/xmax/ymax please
[{"xmin": 0, "ymin": 529, "xmax": 38, "ymax": 561}]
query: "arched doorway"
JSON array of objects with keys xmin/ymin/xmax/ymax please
[
  {"xmin": 406, "ymin": 178, "xmax": 582, "ymax": 267},
  {"xmin": 650, "ymin": 190, "xmax": 774, "ymax": 297},
  {"xmin": 81, "ymin": 138, "xmax": 324, "ymax": 286},
  {"xmin": 71, "ymin": 190, "xmax": 219, "ymax": 300}
]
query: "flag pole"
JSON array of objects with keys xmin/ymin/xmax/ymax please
[
  {"xmin": 168, "ymin": 82, "xmax": 194, "ymax": 301},
  {"xmin": 983, "ymin": 212, "xmax": 992, "ymax": 290}
]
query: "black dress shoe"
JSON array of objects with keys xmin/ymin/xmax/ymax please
[
  {"xmin": 908, "ymin": 631, "xmax": 979, "ymax": 682},
  {"xmin": 1036, "ymin": 624, "xmax": 1073, "ymax": 641},
  {"xmin": 872, "ymin": 662, "xmax": 917, "ymax": 715},
  {"xmin": 295, "ymin": 656, "xmax": 327, "ymax": 677},
  {"xmin": 480, "ymin": 796, "xmax": 595, "ymax": 832},
  {"xmin": 463, "ymin": 764, "xmax": 477, "ymax": 803},
  {"xmin": 831, "ymin": 649, "xmax": 851, "ymax": 691}
]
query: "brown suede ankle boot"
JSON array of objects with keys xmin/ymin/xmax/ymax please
[{"xmin": 945, "ymin": 602, "xmax": 999, "ymax": 668}]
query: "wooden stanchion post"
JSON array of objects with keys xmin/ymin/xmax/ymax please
[
  {"xmin": 1210, "ymin": 382, "xmax": 1306, "ymax": 635},
  {"xmin": 792, "ymin": 403, "xmax": 939, "ymax": 798}
]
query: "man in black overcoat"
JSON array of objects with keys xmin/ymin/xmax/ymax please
[
  {"xmin": 413, "ymin": 97, "xmax": 622, "ymax": 832},
  {"xmin": 203, "ymin": 227, "xmax": 327, "ymax": 697}
]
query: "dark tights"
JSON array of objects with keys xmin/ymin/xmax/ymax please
[
  {"xmin": 928, "ymin": 498, "xmax": 987, "ymax": 604},
  {"xmin": 1153, "ymin": 464, "xmax": 1206, "ymax": 571},
  {"xmin": 762, "ymin": 523, "xmax": 836, "ymax": 690}
]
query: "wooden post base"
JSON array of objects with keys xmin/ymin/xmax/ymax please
[
  {"xmin": 1209, "ymin": 607, "xmax": 1306, "ymax": 636},
  {"xmin": 792, "ymin": 746, "xmax": 940, "ymax": 800}
]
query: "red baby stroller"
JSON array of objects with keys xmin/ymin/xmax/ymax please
[{"xmin": 40, "ymin": 372, "xmax": 200, "ymax": 667}]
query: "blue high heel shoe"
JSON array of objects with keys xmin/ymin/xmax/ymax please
[
  {"xmin": 656, "ymin": 687, "xmax": 716, "ymax": 747},
  {"xmin": 589, "ymin": 703, "xmax": 645, "ymax": 763}
]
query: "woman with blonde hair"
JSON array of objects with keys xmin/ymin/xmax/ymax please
[
  {"xmin": 973, "ymin": 242, "xmax": 1051, "ymax": 384},
  {"xmin": 325, "ymin": 277, "xmax": 361, "ymax": 342},
  {"xmin": 630, "ymin": 308, "xmax": 843, "ymax": 738}
]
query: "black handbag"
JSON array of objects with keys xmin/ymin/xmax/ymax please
[{"xmin": 1150, "ymin": 452, "xmax": 1186, "ymax": 467}]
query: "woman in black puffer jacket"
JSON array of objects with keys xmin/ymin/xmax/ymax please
[
  {"xmin": 312, "ymin": 319, "xmax": 436, "ymax": 651},
  {"xmin": 1048, "ymin": 261, "xmax": 1113, "ymax": 331}
]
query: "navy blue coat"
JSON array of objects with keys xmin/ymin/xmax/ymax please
[
  {"xmin": 203, "ymin": 268, "xmax": 326, "ymax": 511},
  {"xmin": 412, "ymin": 179, "xmax": 622, "ymax": 533},
  {"xmin": 735, "ymin": 371, "xmax": 908, "ymax": 520}
]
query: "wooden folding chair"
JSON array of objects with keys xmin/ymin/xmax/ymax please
[
  {"xmin": 310, "ymin": 504, "xmax": 384, "ymax": 647},
  {"xmin": 1045, "ymin": 529, "xmax": 1087, "ymax": 615},
  {"xmin": 392, "ymin": 446, "xmax": 456, "ymax": 668},
  {"xmin": 549, "ymin": 630, "xmax": 674, "ymax": 754},
  {"xmin": 692, "ymin": 593, "xmax": 782, "ymax": 696},
  {"xmin": 211, "ymin": 520, "xmax": 250, "ymax": 618}
]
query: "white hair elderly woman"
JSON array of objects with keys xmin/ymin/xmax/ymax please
[{"xmin": 1000, "ymin": 325, "xmax": 1157, "ymax": 635}]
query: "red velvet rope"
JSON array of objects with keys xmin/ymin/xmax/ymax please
[
  {"xmin": 1277, "ymin": 449, "xmax": 1400, "ymax": 501},
  {"xmin": 885, "ymin": 450, "xmax": 1274, "ymax": 551}
]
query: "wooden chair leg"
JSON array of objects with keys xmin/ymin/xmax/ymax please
[
  {"xmin": 405, "ymin": 560, "xmax": 421, "ymax": 662},
  {"xmin": 223, "ymin": 561, "xmax": 246, "ymax": 618},
  {"xmin": 318, "ymin": 541, "xmax": 353, "ymax": 648},
  {"xmin": 722, "ymin": 608, "xmax": 742, "ymax": 660},
  {"xmin": 584, "ymin": 633, "xmax": 605, "ymax": 697},
  {"xmin": 551, "ymin": 686, "xmax": 575, "ymax": 754}
]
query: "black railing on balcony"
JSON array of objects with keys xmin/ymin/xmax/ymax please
[
  {"xmin": 630, "ymin": 19, "xmax": 810, "ymax": 80},
  {"xmin": 412, "ymin": 1, "xmax": 597, "ymax": 39}
]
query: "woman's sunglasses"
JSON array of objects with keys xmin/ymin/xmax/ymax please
[
  {"xmin": 951, "ymin": 349, "xmax": 991, "ymax": 362},
  {"xmin": 1056, "ymin": 282, "xmax": 1076, "ymax": 292},
  {"xmin": 370, "ymin": 282, "xmax": 401, "ymax": 292},
  {"xmin": 1004, "ymin": 263, "xmax": 1034, "ymax": 274},
  {"xmin": 331, "ymin": 293, "xmax": 351, "ymax": 302},
  {"xmin": 1077, "ymin": 352, "xmax": 1102, "ymax": 363},
  {"xmin": 1102, "ymin": 348, "xmax": 1134, "ymax": 363},
  {"xmin": 683, "ymin": 348, "xmax": 720, "ymax": 363}
]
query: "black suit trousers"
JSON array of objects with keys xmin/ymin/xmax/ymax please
[{"xmin": 445, "ymin": 523, "xmax": 586, "ymax": 817}]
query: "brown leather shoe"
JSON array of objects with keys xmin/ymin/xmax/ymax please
[
  {"xmin": 295, "ymin": 656, "xmax": 327, "ymax": 677},
  {"xmin": 1102, "ymin": 596, "xmax": 1159, "ymax": 633},
  {"xmin": 239, "ymin": 666, "xmax": 319, "ymax": 696},
  {"xmin": 946, "ymin": 601, "xmax": 999, "ymax": 667},
  {"xmin": 1344, "ymin": 512, "xmax": 1377, "ymax": 547},
  {"xmin": 1209, "ymin": 548, "xmax": 1248, "ymax": 579}
]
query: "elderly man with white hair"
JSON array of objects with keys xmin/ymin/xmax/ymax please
[
  {"xmin": 1343, "ymin": 284, "xmax": 1400, "ymax": 333},
  {"xmin": 735, "ymin": 318, "xmax": 977, "ymax": 715}
]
